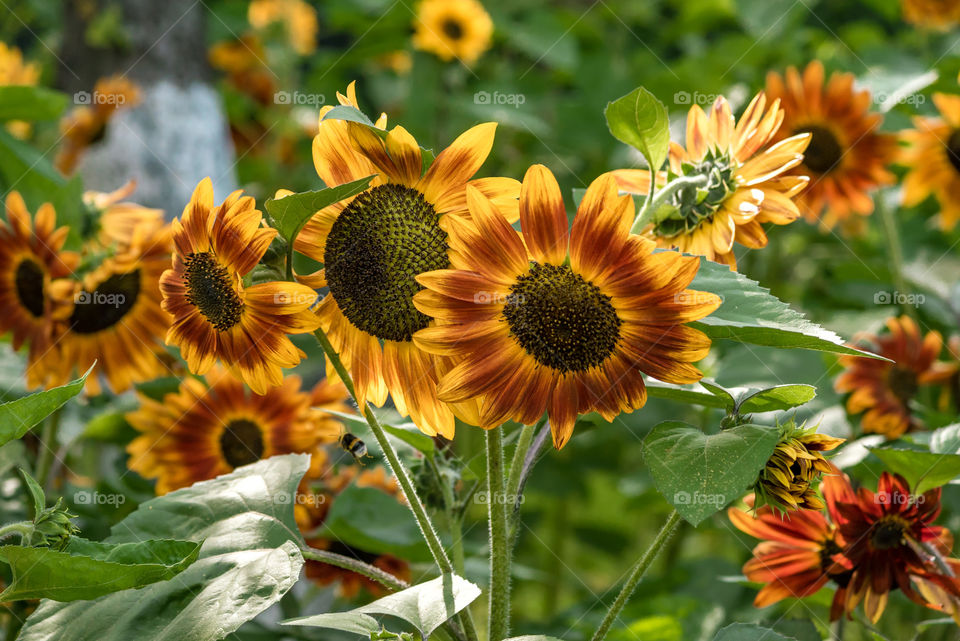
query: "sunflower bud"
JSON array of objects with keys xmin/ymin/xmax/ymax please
[
  {"xmin": 29, "ymin": 498, "xmax": 80, "ymax": 550},
  {"xmin": 753, "ymin": 420, "xmax": 844, "ymax": 514}
]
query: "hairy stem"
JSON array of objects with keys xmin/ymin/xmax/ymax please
[
  {"xmin": 0, "ymin": 521, "xmax": 33, "ymax": 544},
  {"xmin": 486, "ymin": 428, "xmax": 510, "ymax": 641},
  {"xmin": 631, "ymin": 173, "xmax": 710, "ymax": 234},
  {"xmin": 590, "ymin": 510, "xmax": 682, "ymax": 641},
  {"xmin": 300, "ymin": 546, "xmax": 409, "ymax": 592}
]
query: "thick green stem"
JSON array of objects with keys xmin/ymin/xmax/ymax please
[
  {"xmin": 505, "ymin": 423, "xmax": 537, "ymax": 509},
  {"xmin": 0, "ymin": 521, "xmax": 33, "ymax": 544},
  {"xmin": 590, "ymin": 510, "xmax": 682, "ymax": 641},
  {"xmin": 311, "ymin": 329, "xmax": 454, "ymax": 575},
  {"xmin": 631, "ymin": 174, "xmax": 710, "ymax": 234},
  {"xmin": 486, "ymin": 428, "xmax": 510, "ymax": 641},
  {"xmin": 34, "ymin": 409, "xmax": 61, "ymax": 490},
  {"xmin": 878, "ymin": 196, "xmax": 916, "ymax": 321},
  {"xmin": 301, "ymin": 546, "xmax": 408, "ymax": 592}
]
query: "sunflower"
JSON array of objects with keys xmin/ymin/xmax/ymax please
[
  {"xmin": 729, "ymin": 494, "xmax": 853, "ymax": 618},
  {"xmin": 83, "ymin": 180, "xmax": 165, "ymax": 249},
  {"xmin": 764, "ymin": 61, "xmax": 897, "ymax": 233},
  {"xmin": 160, "ymin": 178, "xmax": 321, "ymax": 394},
  {"xmin": 0, "ymin": 193, "xmax": 78, "ymax": 387},
  {"xmin": 608, "ymin": 93, "xmax": 810, "ymax": 268},
  {"xmin": 753, "ymin": 420, "xmax": 844, "ymax": 513},
  {"xmin": 33, "ymin": 218, "xmax": 174, "ymax": 395},
  {"xmin": 900, "ymin": 93, "xmax": 960, "ymax": 230},
  {"xmin": 412, "ymin": 0, "xmax": 493, "ymax": 65},
  {"xmin": 127, "ymin": 367, "xmax": 346, "ymax": 494},
  {"xmin": 0, "ymin": 41, "xmax": 41, "ymax": 139},
  {"xmin": 412, "ymin": 166, "xmax": 721, "ymax": 448},
  {"xmin": 835, "ymin": 316, "xmax": 957, "ymax": 439},
  {"xmin": 248, "ymin": 0, "xmax": 317, "ymax": 56},
  {"xmin": 294, "ymin": 82, "xmax": 519, "ymax": 438},
  {"xmin": 901, "ymin": 0, "xmax": 960, "ymax": 29},
  {"xmin": 298, "ymin": 466, "xmax": 411, "ymax": 598}
]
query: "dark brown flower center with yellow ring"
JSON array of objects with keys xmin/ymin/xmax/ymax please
[
  {"xmin": 887, "ymin": 365, "xmax": 919, "ymax": 403},
  {"xmin": 184, "ymin": 252, "xmax": 243, "ymax": 332},
  {"xmin": 14, "ymin": 258, "xmax": 45, "ymax": 318},
  {"xmin": 503, "ymin": 262, "xmax": 621, "ymax": 372},
  {"xmin": 442, "ymin": 18, "xmax": 464, "ymax": 40},
  {"xmin": 870, "ymin": 515, "xmax": 909, "ymax": 550},
  {"xmin": 325, "ymin": 184, "xmax": 450, "ymax": 342},
  {"xmin": 69, "ymin": 270, "xmax": 141, "ymax": 334},
  {"xmin": 219, "ymin": 418, "xmax": 264, "ymax": 468},
  {"xmin": 946, "ymin": 129, "xmax": 960, "ymax": 174},
  {"xmin": 796, "ymin": 125, "xmax": 844, "ymax": 174}
]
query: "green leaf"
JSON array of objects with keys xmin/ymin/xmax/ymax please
[
  {"xmin": 644, "ymin": 381, "xmax": 728, "ymax": 410},
  {"xmin": 643, "ymin": 421, "xmax": 780, "ymax": 525},
  {"xmin": 19, "ymin": 454, "xmax": 310, "ymax": 641},
  {"xmin": 644, "ymin": 380, "xmax": 815, "ymax": 415},
  {"xmin": 322, "ymin": 104, "xmax": 380, "ymax": 130},
  {"xmin": 0, "ymin": 86, "xmax": 69, "ymax": 122},
  {"xmin": 316, "ymin": 483, "xmax": 432, "ymax": 562},
  {"xmin": 263, "ymin": 175, "xmax": 375, "ymax": 243},
  {"xmin": 869, "ymin": 447, "xmax": 960, "ymax": 496},
  {"xmin": 285, "ymin": 574, "xmax": 481, "ymax": 639},
  {"xmin": 0, "ymin": 440, "xmax": 25, "ymax": 477},
  {"xmin": 605, "ymin": 87, "xmax": 670, "ymax": 173},
  {"xmin": 0, "ymin": 539, "xmax": 201, "ymax": 602},
  {"xmin": 18, "ymin": 469, "xmax": 46, "ymax": 518},
  {"xmin": 736, "ymin": 384, "xmax": 817, "ymax": 414},
  {"xmin": 0, "ymin": 367, "xmax": 89, "ymax": 447},
  {"xmin": 283, "ymin": 612, "xmax": 380, "ymax": 635},
  {"xmin": 930, "ymin": 423, "xmax": 960, "ymax": 454},
  {"xmin": 689, "ymin": 257, "xmax": 886, "ymax": 359},
  {"xmin": 382, "ymin": 423, "xmax": 435, "ymax": 457},
  {"xmin": 712, "ymin": 623, "xmax": 797, "ymax": 641},
  {"xmin": 82, "ymin": 412, "xmax": 137, "ymax": 443}
]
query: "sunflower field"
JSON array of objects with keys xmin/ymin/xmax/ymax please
[{"xmin": 2, "ymin": 0, "xmax": 960, "ymax": 640}]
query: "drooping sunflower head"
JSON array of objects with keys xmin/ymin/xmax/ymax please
[
  {"xmin": 899, "ymin": 93, "xmax": 960, "ymax": 231},
  {"xmin": 835, "ymin": 315, "xmax": 957, "ymax": 439},
  {"xmin": 413, "ymin": 165, "xmax": 722, "ymax": 448},
  {"xmin": 127, "ymin": 367, "xmax": 345, "ymax": 494},
  {"xmin": 412, "ymin": 0, "xmax": 493, "ymax": 64},
  {"xmin": 160, "ymin": 178, "xmax": 321, "ymax": 394},
  {"xmin": 609, "ymin": 93, "xmax": 810, "ymax": 268},
  {"xmin": 753, "ymin": 419, "xmax": 844, "ymax": 513},
  {"xmin": 83, "ymin": 180, "xmax": 166, "ymax": 250},
  {"xmin": 901, "ymin": 0, "xmax": 960, "ymax": 29},
  {"xmin": 248, "ymin": 0, "xmax": 317, "ymax": 56},
  {"xmin": 765, "ymin": 61, "xmax": 897, "ymax": 233}
]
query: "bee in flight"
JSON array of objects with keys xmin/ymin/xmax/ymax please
[{"xmin": 339, "ymin": 432, "xmax": 371, "ymax": 464}]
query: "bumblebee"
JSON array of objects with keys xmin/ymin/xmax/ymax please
[{"xmin": 340, "ymin": 432, "xmax": 370, "ymax": 464}]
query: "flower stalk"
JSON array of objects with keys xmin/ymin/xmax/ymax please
[
  {"xmin": 631, "ymin": 173, "xmax": 711, "ymax": 234},
  {"xmin": 486, "ymin": 427, "xmax": 511, "ymax": 641}
]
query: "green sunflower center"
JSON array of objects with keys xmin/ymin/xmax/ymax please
[
  {"xmin": 69, "ymin": 270, "xmax": 141, "ymax": 334},
  {"xmin": 946, "ymin": 129, "xmax": 960, "ymax": 174},
  {"xmin": 503, "ymin": 262, "xmax": 621, "ymax": 372},
  {"xmin": 442, "ymin": 18, "xmax": 464, "ymax": 40},
  {"xmin": 219, "ymin": 418, "xmax": 265, "ymax": 468},
  {"xmin": 796, "ymin": 125, "xmax": 843, "ymax": 174},
  {"xmin": 655, "ymin": 149, "xmax": 737, "ymax": 237},
  {"xmin": 870, "ymin": 515, "xmax": 909, "ymax": 550},
  {"xmin": 887, "ymin": 365, "xmax": 919, "ymax": 403},
  {"xmin": 184, "ymin": 252, "xmax": 243, "ymax": 332},
  {"xmin": 14, "ymin": 258, "xmax": 45, "ymax": 318},
  {"xmin": 325, "ymin": 183, "xmax": 450, "ymax": 342}
]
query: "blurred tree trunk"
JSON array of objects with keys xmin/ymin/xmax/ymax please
[{"xmin": 56, "ymin": 0, "xmax": 237, "ymax": 217}]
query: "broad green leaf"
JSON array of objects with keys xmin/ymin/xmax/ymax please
[
  {"xmin": 326, "ymin": 409, "xmax": 436, "ymax": 457},
  {"xmin": 869, "ymin": 447, "xmax": 960, "ymax": 496},
  {"xmin": 0, "ymin": 368, "xmax": 89, "ymax": 447},
  {"xmin": 644, "ymin": 381, "xmax": 728, "ymax": 410},
  {"xmin": 644, "ymin": 421, "xmax": 780, "ymax": 525},
  {"xmin": 713, "ymin": 623, "xmax": 797, "ymax": 641},
  {"xmin": 689, "ymin": 257, "xmax": 886, "ymax": 359},
  {"xmin": 285, "ymin": 574, "xmax": 481, "ymax": 639},
  {"xmin": 0, "ymin": 440, "xmax": 25, "ymax": 477},
  {"xmin": 282, "ymin": 612, "xmax": 379, "ymax": 635},
  {"xmin": 0, "ymin": 539, "xmax": 201, "ymax": 602},
  {"xmin": 0, "ymin": 86, "xmax": 68, "ymax": 122},
  {"xmin": 316, "ymin": 484, "xmax": 432, "ymax": 562},
  {"xmin": 18, "ymin": 469, "xmax": 46, "ymax": 518},
  {"xmin": 858, "ymin": 67, "xmax": 938, "ymax": 114},
  {"xmin": 930, "ymin": 423, "xmax": 960, "ymax": 455},
  {"xmin": 263, "ymin": 176, "xmax": 374, "ymax": 243},
  {"xmin": 644, "ymin": 380, "xmax": 816, "ymax": 414},
  {"xmin": 736, "ymin": 384, "xmax": 817, "ymax": 414},
  {"xmin": 605, "ymin": 87, "xmax": 670, "ymax": 173},
  {"xmin": 19, "ymin": 454, "xmax": 310, "ymax": 641}
]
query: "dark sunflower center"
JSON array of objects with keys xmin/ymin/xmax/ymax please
[
  {"xmin": 184, "ymin": 252, "xmax": 243, "ymax": 332},
  {"xmin": 819, "ymin": 537, "xmax": 842, "ymax": 570},
  {"xmin": 442, "ymin": 18, "xmax": 464, "ymax": 40},
  {"xmin": 946, "ymin": 129, "xmax": 960, "ymax": 174},
  {"xmin": 14, "ymin": 259, "xmax": 45, "ymax": 318},
  {"xmin": 503, "ymin": 262, "xmax": 621, "ymax": 372},
  {"xmin": 887, "ymin": 365, "xmax": 919, "ymax": 403},
  {"xmin": 655, "ymin": 149, "xmax": 737, "ymax": 237},
  {"xmin": 324, "ymin": 184, "xmax": 449, "ymax": 342},
  {"xmin": 796, "ymin": 125, "xmax": 843, "ymax": 174},
  {"xmin": 871, "ymin": 515, "xmax": 908, "ymax": 550},
  {"xmin": 68, "ymin": 270, "xmax": 141, "ymax": 334},
  {"xmin": 219, "ymin": 418, "xmax": 265, "ymax": 468}
]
